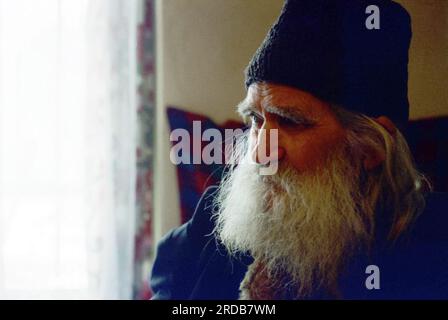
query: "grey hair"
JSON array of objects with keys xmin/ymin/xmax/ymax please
[{"xmin": 332, "ymin": 106, "xmax": 429, "ymax": 241}]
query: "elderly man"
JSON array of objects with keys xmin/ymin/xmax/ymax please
[{"xmin": 151, "ymin": 0, "xmax": 448, "ymax": 299}]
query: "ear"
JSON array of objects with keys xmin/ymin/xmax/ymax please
[
  {"xmin": 363, "ymin": 116, "xmax": 396, "ymax": 170},
  {"xmin": 375, "ymin": 116, "xmax": 397, "ymax": 137}
]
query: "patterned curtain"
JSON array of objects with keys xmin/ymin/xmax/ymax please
[{"xmin": 134, "ymin": 0, "xmax": 155, "ymax": 300}]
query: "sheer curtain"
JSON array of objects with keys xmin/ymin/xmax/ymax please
[{"xmin": 0, "ymin": 0, "xmax": 137, "ymax": 299}]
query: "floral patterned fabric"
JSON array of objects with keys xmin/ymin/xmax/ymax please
[{"xmin": 135, "ymin": 0, "xmax": 155, "ymax": 300}]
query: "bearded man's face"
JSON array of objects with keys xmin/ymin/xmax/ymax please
[
  {"xmin": 214, "ymin": 82, "xmax": 373, "ymax": 298},
  {"xmin": 241, "ymin": 82, "xmax": 347, "ymax": 173}
]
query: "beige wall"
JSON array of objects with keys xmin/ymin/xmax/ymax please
[
  {"xmin": 398, "ymin": 0, "xmax": 448, "ymax": 119},
  {"xmin": 154, "ymin": 0, "xmax": 448, "ymax": 242},
  {"xmin": 154, "ymin": 0, "xmax": 282, "ymax": 242}
]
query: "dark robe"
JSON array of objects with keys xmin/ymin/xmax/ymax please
[{"xmin": 150, "ymin": 186, "xmax": 448, "ymax": 299}]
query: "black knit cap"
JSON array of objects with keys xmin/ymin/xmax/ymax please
[{"xmin": 245, "ymin": 0, "xmax": 412, "ymax": 128}]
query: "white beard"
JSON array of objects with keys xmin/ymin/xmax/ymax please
[{"xmin": 213, "ymin": 145, "xmax": 371, "ymax": 298}]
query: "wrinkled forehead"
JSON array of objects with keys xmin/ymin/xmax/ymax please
[{"xmin": 243, "ymin": 82, "xmax": 336, "ymax": 120}]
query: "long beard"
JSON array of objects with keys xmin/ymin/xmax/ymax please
[{"xmin": 213, "ymin": 144, "xmax": 373, "ymax": 298}]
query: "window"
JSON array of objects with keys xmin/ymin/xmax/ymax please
[{"xmin": 0, "ymin": 0, "xmax": 137, "ymax": 299}]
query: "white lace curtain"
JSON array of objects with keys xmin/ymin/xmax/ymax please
[{"xmin": 0, "ymin": 0, "xmax": 137, "ymax": 299}]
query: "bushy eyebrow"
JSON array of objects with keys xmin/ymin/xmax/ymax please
[
  {"xmin": 237, "ymin": 100, "xmax": 316, "ymax": 125},
  {"xmin": 264, "ymin": 105, "xmax": 316, "ymax": 125},
  {"xmin": 237, "ymin": 100, "xmax": 257, "ymax": 116}
]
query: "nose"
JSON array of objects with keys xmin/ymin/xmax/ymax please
[{"xmin": 251, "ymin": 123, "xmax": 286, "ymax": 165}]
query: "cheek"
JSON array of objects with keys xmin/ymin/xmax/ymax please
[{"xmin": 285, "ymin": 130, "xmax": 346, "ymax": 172}]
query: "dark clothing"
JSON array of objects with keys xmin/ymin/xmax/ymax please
[{"xmin": 150, "ymin": 186, "xmax": 448, "ymax": 299}]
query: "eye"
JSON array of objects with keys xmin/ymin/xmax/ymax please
[{"xmin": 248, "ymin": 112, "xmax": 263, "ymax": 128}]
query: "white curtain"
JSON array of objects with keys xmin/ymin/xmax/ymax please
[{"xmin": 0, "ymin": 0, "xmax": 137, "ymax": 299}]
